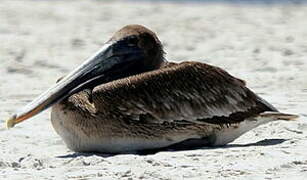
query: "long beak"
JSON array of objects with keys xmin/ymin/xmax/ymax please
[{"xmin": 6, "ymin": 39, "xmax": 144, "ymax": 128}]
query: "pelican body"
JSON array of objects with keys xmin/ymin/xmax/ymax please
[{"xmin": 7, "ymin": 25, "xmax": 298, "ymax": 153}]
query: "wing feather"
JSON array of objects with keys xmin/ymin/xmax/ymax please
[{"xmin": 92, "ymin": 61, "xmax": 276, "ymax": 125}]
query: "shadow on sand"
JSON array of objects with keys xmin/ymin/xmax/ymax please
[{"xmin": 56, "ymin": 138, "xmax": 287, "ymax": 158}]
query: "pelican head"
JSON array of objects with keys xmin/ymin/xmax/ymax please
[{"xmin": 6, "ymin": 24, "xmax": 165, "ymax": 128}]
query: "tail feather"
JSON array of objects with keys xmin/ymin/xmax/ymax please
[{"xmin": 259, "ymin": 112, "xmax": 299, "ymax": 121}]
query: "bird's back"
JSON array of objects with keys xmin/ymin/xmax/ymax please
[{"xmin": 50, "ymin": 61, "xmax": 297, "ymax": 153}]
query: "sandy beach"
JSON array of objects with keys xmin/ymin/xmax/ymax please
[{"xmin": 1, "ymin": 0, "xmax": 307, "ymax": 179}]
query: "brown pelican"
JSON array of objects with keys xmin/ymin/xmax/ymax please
[{"xmin": 6, "ymin": 25, "xmax": 298, "ymax": 153}]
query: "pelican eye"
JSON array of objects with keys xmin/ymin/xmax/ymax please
[{"xmin": 126, "ymin": 36, "xmax": 139, "ymax": 47}]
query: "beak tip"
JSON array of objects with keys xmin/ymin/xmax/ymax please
[{"xmin": 6, "ymin": 115, "xmax": 17, "ymax": 129}]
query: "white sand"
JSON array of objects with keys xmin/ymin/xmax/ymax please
[{"xmin": 1, "ymin": 0, "xmax": 307, "ymax": 179}]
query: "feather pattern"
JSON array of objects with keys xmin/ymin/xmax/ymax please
[{"xmin": 91, "ymin": 61, "xmax": 276, "ymax": 126}]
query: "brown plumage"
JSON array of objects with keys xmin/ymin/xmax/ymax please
[
  {"xmin": 52, "ymin": 60, "xmax": 295, "ymax": 152},
  {"xmin": 7, "ymin": 24, "xmax": 298, "ymax": 153},
  {"xmin": 65, "ymin": 61, "xmax": 270, "ymax": 125}
]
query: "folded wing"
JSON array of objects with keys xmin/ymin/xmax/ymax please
[{"xmin": 92, "ymin": 61, "xmax": 277, "ymax": 125}]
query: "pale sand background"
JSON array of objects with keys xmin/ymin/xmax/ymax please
[{"xmin": 0, "ymin": 0, "xmax": 307, "ymax": 179}]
